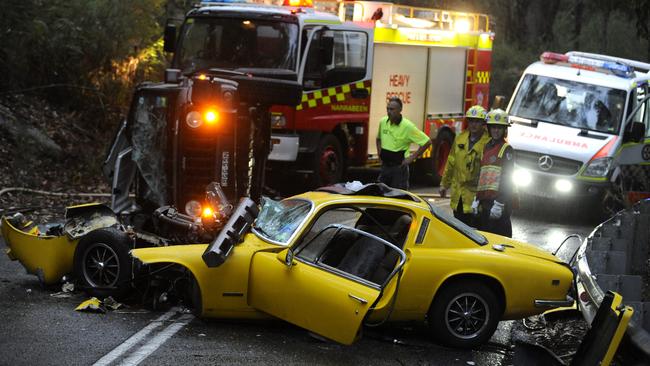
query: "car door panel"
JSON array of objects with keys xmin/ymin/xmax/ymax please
[{"xmin": 248, "ymin": 249, "xmax": 380, "ymax": 345}]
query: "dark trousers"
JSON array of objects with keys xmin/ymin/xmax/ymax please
[
  {"xmin": 453, "ymin": 197, "xmax": 475, "ymax": 227},
  {"xmin": 477, "ymin": 200, "xmax": 512, "ymax": 238},
  {"xmin": 378, "ymin": 164, "xmax": 409, "ymax": 190}
]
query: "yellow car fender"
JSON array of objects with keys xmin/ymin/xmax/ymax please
[
  {"xmin": 1, "ymin": 216, "xmax": 78, "ymax": 285},
  {"xmin": 131, "ymin": 237, "xmax": 276, "ymax": 319}
]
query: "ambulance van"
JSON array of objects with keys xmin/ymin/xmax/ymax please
[{"xmin": 506, "ymin": 51, "xmax": 650, "ymax": 213}]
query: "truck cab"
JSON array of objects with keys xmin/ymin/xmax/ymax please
[{"xmin": 507, "ymin": 51, "xmax": 650, "ymax": 213}]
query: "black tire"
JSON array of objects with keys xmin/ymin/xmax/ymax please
[
  {"xmin": 311, "ymin": 134, "xmax": 344, "ymax": 188},
  {"xmin": 73, "ymin": 227, "xmax": 132, "ymax": 298},
  {"xmin": 430, "ymin": 129, "xmax": 455, "ymax": 186},
  {"xmin": 186, "ymin": 273, "xmax": 203, "ymax": 317},
  {"xmin": 428, "ymin": 280, "xmax": 501, "ymax": 348}
]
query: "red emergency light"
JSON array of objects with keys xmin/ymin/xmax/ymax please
[
  {"xmin": 540, "ymin": 52, "xmax": 568, "ymax": 64},
  {"xmin": 283, "ymin": 0, "xmax": 312, "ymax": 7}
]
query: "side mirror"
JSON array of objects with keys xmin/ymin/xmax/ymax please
[
  {"xmin": 164, "ymin": 24, "xmax": 177, "ymax": 53},
  {"xmin": 276, "ymin": 249, "xmax": 296, "ymax": 268},
  {"xmin": 623, "ymin": 121, "xmax": 645, "ymax": 143},
  {"xmin": 492, "ymin": 95, "xmax": 507, "ymax": 110},
  {"xmin": 320, "ymin": 36, "xmax": 334, "ymax": 65}
]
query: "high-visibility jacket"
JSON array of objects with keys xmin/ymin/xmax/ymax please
[
  {"xmin": 441, "ymin": 130, "xmax": 490, "ymax": 214},
  {"xmin": 477, "ymin": 140, "xmax": 513, "ymax": 201}
]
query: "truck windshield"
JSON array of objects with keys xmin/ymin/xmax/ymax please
[
  {"xmin": 510, "ymin": 74, "xmax": 626, "ymax": 134},
  {"xmin": 175, "ymin": 17, "xmax": 299, "ymax": 74}
]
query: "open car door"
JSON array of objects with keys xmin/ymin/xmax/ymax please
[{"xmin": 248, "ymin": 225, "xmax": 406, "ymax": 345}]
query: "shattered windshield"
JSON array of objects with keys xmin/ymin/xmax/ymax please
[
  {"xmin": 175, "ymin": 17, "xmax": 299, "ymax": 74},
  {"xmin": 253, "ymin": 197, "xmax": 312, "ymax": 245},
  {"xmin": 130, "ymin": 93, "xmax": 168, "ymax": 206},
  {"xmin": 509, "ymin": 74, "xmax": 626, "ymax": 134}
]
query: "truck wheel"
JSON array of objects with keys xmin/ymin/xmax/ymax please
[
  {"xmin": 312, "ymin": 134, "xmax": 344, "ymax": 188},
  {"xmin": 428, "ymin": 280, "xmax": 501, "ymax": 348},
  {"xmin": 431, "ymin": 129, "xmax": 454, "ymax": 186},
  {"xmin": 73, "ymin": 228, "xmax": 132, "ymax": 298}
]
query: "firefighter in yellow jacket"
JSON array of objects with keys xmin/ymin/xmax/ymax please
[
  {"xmin": 439, "ymin": 105, "xmax": 490, "ymax": 226},
  {"xmin": 475, "ymin": 109, "xmax": 515, "ymax": 237}
]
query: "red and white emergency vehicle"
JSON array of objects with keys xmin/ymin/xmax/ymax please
[
  {"xmin": 507, "ymin": 51, "xmax": 650, "ymax": 212},
  {"xmin": 265, "ymin": 0, "xmax": 494, "ymax": 186}
]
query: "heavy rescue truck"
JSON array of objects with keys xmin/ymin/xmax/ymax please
[
  {"xmin": 507, "ymin": 51, "xmax": 650, "ymax": 214},
  {"xmin": 267, "ymin": 0, "xmax": 495, "ymax": 187}
]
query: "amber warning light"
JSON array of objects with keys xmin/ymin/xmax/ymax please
[
  {"xmin": 204, "ymin": 109, "xmax": 219, "ymax": 125},
  {"xmin": 202, "ymin": 207, "xmax": 214, "ymax": 218},
  {"xmin": 283, "ymin": 0, "xmax": 312, "ymax": 7}
]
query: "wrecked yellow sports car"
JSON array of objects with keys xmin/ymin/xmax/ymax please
[
  {"xmin": 130, "ymin": 183, "xmax": 575, "ymax": 348},
  {"xmin": 1, "ymin": 183, "xmax": 231, "ymax": 295}
]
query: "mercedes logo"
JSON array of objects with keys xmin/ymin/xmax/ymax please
[{"xmin": 538, "ymin": 155, "xmax": 554, "ymax": 171}]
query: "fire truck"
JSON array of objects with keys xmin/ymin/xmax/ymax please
[{"xmin": 266, "ymin": 0, "xmax": 495, "ymax": 186}]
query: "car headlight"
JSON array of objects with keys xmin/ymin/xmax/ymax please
[
  {"xmin": 185, "ymin": 200, "xmax": 202, "ymax": 217},
  {"xmin": 186, "ymin": 111, "xmax": 203, "ymax": 128},
  {"xmin": 583, "ymin": 157, "xmax": 613, "ymax": 177},
  {"xmin": 554, "ymin": 179, "xmax": 573, "ymax": 192},
  {"xmin": 271, "ymin": 113, "xmax": 286, "ymax": 128},
  {"xmin": 512, "ymin": 168, "xmax": 532, "ymax": 187}
]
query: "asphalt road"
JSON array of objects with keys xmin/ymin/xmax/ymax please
[{"xmin": 0, "ymin": 184, "xmax": 596, "ymax": 366}]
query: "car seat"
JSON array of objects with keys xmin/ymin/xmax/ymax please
[
  {"xmin": 369, "ymin": 215, "xmax": 411, "ymax": 284},
  {"xmin": 337, "ymin": 234, "xmax": 386, "ymax": 281},
  {"xmin": 320, "ymin": 229, "xmax": 357, "ymax": 267}
]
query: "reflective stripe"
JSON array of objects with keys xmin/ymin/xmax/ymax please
[
  {"xmin": 477, "ymin": 164, "xmax": 502, "ymax": 191},
  {"xmin": 296, "ymin": 80, "xmax": 371, "ymax": 111},
  {"xmin": 497, "ymin": 143, "xmax": 510, "ymax": 158}
]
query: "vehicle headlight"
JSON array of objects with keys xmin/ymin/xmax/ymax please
[
  {"xmin": 583, "ymin": 157, "xmax": 613, "ymax": 177},
  {"xmin": 512, "ymin": 168, "xmax": 532, "ymax": 187},
  {"xmin": 185, "ymin": 200, "xmax": 202, "ymax": 217},
  {"xmin": 271, "ymin": 113, "xmax": 286, "ymax": 128},
  {"xmin": 186, "ymin": 111, "xmax": 203, "ymax": 128},
  {"xmin": 554, "ymin": 179, "xmax": 573, "ymax": 192}
]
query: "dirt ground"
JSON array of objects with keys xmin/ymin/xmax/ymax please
[{"xmin": 0, "ymin": 94, "xmax": 113, "ymax": 222}]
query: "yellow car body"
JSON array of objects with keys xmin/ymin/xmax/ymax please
[
  {"xmin": 132, "ymin": 188, "xmax": 574, "ymax": 348},
  {"xmin": 1, "ymin": 203, "xmax": 120, "ymax": 285}
]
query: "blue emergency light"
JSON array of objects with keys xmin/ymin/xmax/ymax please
[{"xmin": 542, "ymin": 51, "xmax": 635, "ymax": 78}]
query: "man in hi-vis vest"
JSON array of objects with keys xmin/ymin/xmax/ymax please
[
  {"xmin": 475, "ymin": 109, "xmax": 515, "ymax": 237},
  {"xmin": 376, "ymin": 97, "xmax": 432, "ymax": 190}
]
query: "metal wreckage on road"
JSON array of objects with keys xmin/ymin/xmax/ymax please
[{"xmin": 1, "ymin": 0, "xmax": 576, "ymax": 349}]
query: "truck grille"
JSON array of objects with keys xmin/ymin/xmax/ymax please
[
  {"xmin": 179, "ymin": 129, "xmax": 219, "ymax": 202},
  {"xmin": 515, "ymin": 150, "xmax": 582, "ymax": 175}
]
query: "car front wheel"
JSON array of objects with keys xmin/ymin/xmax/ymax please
[
  {"xmin": 428, "ymin": 280, "xmax": 501, "ymax": 348},
  {"xmin": 73, "ymin": 228, "xmax": 132, "ymax": 298}
]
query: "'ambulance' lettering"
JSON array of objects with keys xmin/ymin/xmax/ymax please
[{"xmin": 519, "ymin": 131, "xmax": 589, "ymax": 149}]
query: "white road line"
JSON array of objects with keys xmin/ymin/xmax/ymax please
[
  {"xmin": 117, "ymin": 313, "xmax": 194, "ymax": 366},
  {"xmin": 93, "ymin": 308, "xmax": 180, "ymax": 366}
]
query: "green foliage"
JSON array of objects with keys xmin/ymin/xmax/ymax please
[
  {"xmin": 3, "ymin": 0, "xmax": 650, "ymax": 121},
  {"xmin": 489, "ymin": 41, "xmax": 537, "ymax": 104},
  {"xmin": 0, "ymin": 0, "xmax": 167, "ymax": 113}
]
